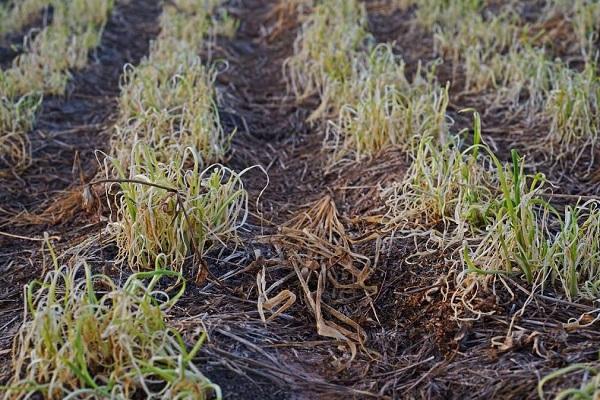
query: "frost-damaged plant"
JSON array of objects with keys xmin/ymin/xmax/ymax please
[
  {"xmin": 115, "ymin": 51, "xmax": 227, "ymax": 166},
  {"xmin": 1, "ymin": 0, "xmax": 114, "ymax": 97},
  {"xmin": 462, "ymin": 155, "xmax": 600, "ymax": 300},
  {"xmin": 3, "ymin": 260, "xmax": 220, "ymax": 399},
  {"xmin": 0, "ymin": 0, "xmax": 53, "ymax": 36},
  {"xmin": 414, "ymin": 0, "xmax": 482, "ymax": 31},
  {"xmin": 545, "ymin": 62, "xmax": 600, "ymax": 167},
  {"xmin": 0, "ymin": 94, "xmax": 41, "ymax": 169},
  {"xmin": 544, "ymin": 0, "xmax": 600, "ymax": 59},
  {"xmin": 259, "ymin": 196, "xmax": 375, "ymax": 356},
  {"xmin": 462, "ymin": 149, "xmax": 554, "ymax": 285},
  {"xmin": 549, "ymin": 201, "xmax": 600, "ymax": 300},
  {"xmin": 385, "ymin": 114, "xmax": 600, "ymax": 300},
  {"xmin": 158, "ymin": 0, "xmax": 238, "ymax": 51},
  {"xmin": 108, "ymin": 145, "xmax": 249, "ymax": 273},
  {"xmin": 383, "ymin": 114, "xmax": 496, "ymax": 241},
  {"xmin": 433, "ymin": 8, "xmax": 519, "ymax": 76},
  {"xmin": 283, "ymin": 0, "xmax": 372, "ymax": 120},
  {"xmin": 489, "ymin": 46, "xmax": 558, "ymax": 113},
  {"xmin": 0, "ymin": 0, "xmax": 113, "ymax": 171},
  {"xmin": 112, "ymin": 0, "xmax": 232, "ymax": 167},
  {"xmin": 326, "ymin": 44, "xmax": 449, "ymax": 161}
]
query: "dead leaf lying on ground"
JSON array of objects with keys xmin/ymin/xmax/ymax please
[{"xmin": 256, "ymin": 195, "xmax": 378, "ymax": 360}]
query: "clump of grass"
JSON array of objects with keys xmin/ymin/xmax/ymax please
[
  {"xmin": 115, "ymin": 52, "xmax": 227, "ymax": 166},
  {"xmin": 463, "ymin": 152, "xmax": 600, "ymax": 300},
  {"xmin": 429, "ymin": 7, "xmax": 560, "ymax": 113},
  {"xmin": 385, "ymin": 114, "xmax": 600, "ymax": 301},
  {"xmin": 108, "ymin": 145, "xmax": 249, "ymax": 273},
  {"xmin": 544, "ymin": 0, "xmax": 600, "ymax": 59},
  {"xmin": 1, "ymin": 0, "xmax": 114, "ymax": 97},
  {"xmin": 112, "ymin": 0, "xmax": 232, "ymax": 168},
  {"xmin": 433, "ymin": 8, "xmax": 519, "ymax": 70},
  {"xmin": 489, "ymin": 46, "xmax": 558, "ymax": 113},
  {"xmin": 0, "ymin": 0, "xmax": 53, "ymax": 37},
  {"xmin": 106, "ymin": 0, "xmax": 246, "ymax": 276},
  {"xmin": 157, "ymin": 0, "xmax": 238, "ymax": 52},
  {"xmin": 462, "ymin": 149, "xmax": 554, "ymax": 285},
  {"xmin": 326, "ymin": 44, "xmax": 449, "ymax": 161},
  {"xmin": 0, "ymin": 93, "xmax": 41, "ymax": 169},
  {"xmin": 286, "ymin": 1, "xmax": 451, "ymax": 162},
  {"xmin": 383, "ymin": 114, "xmax": 495, "ymax": 239},
  {"xmin": 545, "ymin": 62, "xmax": 600, "ymax": 167},
  {"xmin": 414, "ymin": 0, "xmax": 483, "ymax": 31},
  {"xmin": 548, "ymin": 201, "xmax": 600, "ymax": 300},
  {"xmin": 0, "ymin": 0, "xmax": 114, "ymax": 171},
  {"xmin": 3, "ymin": 259, "xmax": 220, "ymax": 399},
  {"xmin": 283, "ymin": 0, "xmax": 372, "ymax": 120}
]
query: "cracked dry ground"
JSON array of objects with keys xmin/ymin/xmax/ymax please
[{"xmin": 1, "ymin": 1, "xmax": 599, "ymax": 399}]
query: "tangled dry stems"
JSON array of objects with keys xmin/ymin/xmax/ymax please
[
  {"xmin": 107, "ymin": 145, "xmax": 249, "ymax": 275},
  {"xmin": 258, "ymin": 196, "xmax": 376, "ymax": 357}
]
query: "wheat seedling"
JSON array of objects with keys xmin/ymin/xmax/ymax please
[
  {"xmin": 0, "ymin": 0, "xmax": 53, "ymax": 36},
  {"xmin": 414, "ymin": 0, "xmax": 483, "ymax": 31},
  {"xmin": 544, "ymin": 0, "xmax": 600, "ymax": 59},
  {"xmin": 545, "ymin": 62, "xmax": 600, "ymax": 168},
  {"xmin": 0, "ymin": 0, "xmax": 114, "ymax": 171},
  {"xmin": 325, "ymin": 44, "xmax": 449, "ymax": 162},
  {"xmin": 0, "ymin": 93, "xmax": 41, "ymax": 169},
  {"xmin": 112, "ymin": 0, "xmax": 232, "ymax": 168},
  {"xmin": 383, "ymin": 113, "xmax": 501, "ymax": 249},
  {"xmin": 3, "ymin": 259, "xmax": 220, "ymax": 399},
  {"xmin": 1, "ymin": 0, "xmax": 114, "ymax": 97},
  {"xmin": 548, "ymin": 201, "xmax": 600, "ymax": 300},
  {"xmin": 283, "ymin": 0, "xmax": 372, "ymax": 121},
  {"xmin": 107, "ymin": 145, "xmax": 249, "ymax": 274},
  {"xmin": 114, "ymin": 51, "xmax": 227, "ymax": 166}
]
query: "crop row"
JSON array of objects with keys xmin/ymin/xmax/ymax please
[
  {"xmin": 0, "ymin": 0, "xmax": 113, "ymax": 170},
  {"xmin": 285, "ymin": 0, "xmax": 599, "ymax": 396},
  {"xmin": 2, "ymin": 0, "xmax": 240, "ymax": 398}
]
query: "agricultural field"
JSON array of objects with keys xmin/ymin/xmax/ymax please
[{"xmin": 0, "ymin": 0, "xmax": 599, "ymax": 398}]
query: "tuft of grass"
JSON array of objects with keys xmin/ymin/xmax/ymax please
[
  {"xmin": 325, "ymin": 44, "xmax": 449, "ymax": 161},
  {"xmin": 108, "ymin": 145, "xmax": 249, "ymax": 273},
  {"xmin": 286, "ymin": 2, "xmax": 450, "ymax": 162},
  {"xmin": 0, "ymin": 0, "xmax": 53, "ymax": 37},
  {"xmin": 112, "ymin": 0, "xmax": 233, "ymax": 168},
  {"xmin": 548, "ymin": 201, "xmax": 600, "ymax": 300},
  {"xmin": 0, "ymin": 93, "xmax": 41, "ymax": 169},
  {"xmin": 114, "ymin": 52, "xmax": 227, "ymax": 166},
  {"xmin": 105, "ymin": 0, "xmax": 247, "ymax": 276},
  {"xmin": 383, "ymin": 114, "xmax": 495, "ymax": 239},
  {"xmin": 544, "ymin": 0, "xmax": 600, "ymax": 59},
  {"xmin": 545, "ymin": 62, "xmax": 600, "ymax": 167},
  {"xmin": 414, "ymin": 0, "xmax": 483, "ymax": 31},
  {"xmin": 0, "ymin": 0, "xmax": 114, "ymax": 171},
  {"xmin": 3, "ymin": 259, "xmax": 220, "ymax": 399},
  {"xmin": 2, "ymin": 0, "xmax": 114, "ymax": 97},
  {"xmin": 385, "ymin": 113, "xmax": 600, "ymax": 301},
  {"xmin": 462, "ymin": 148, "xmax": 554, "ymax": 285},
  {"xmin": 283, "ymin": 0, "xmax": 372, "ymax": 120}
]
